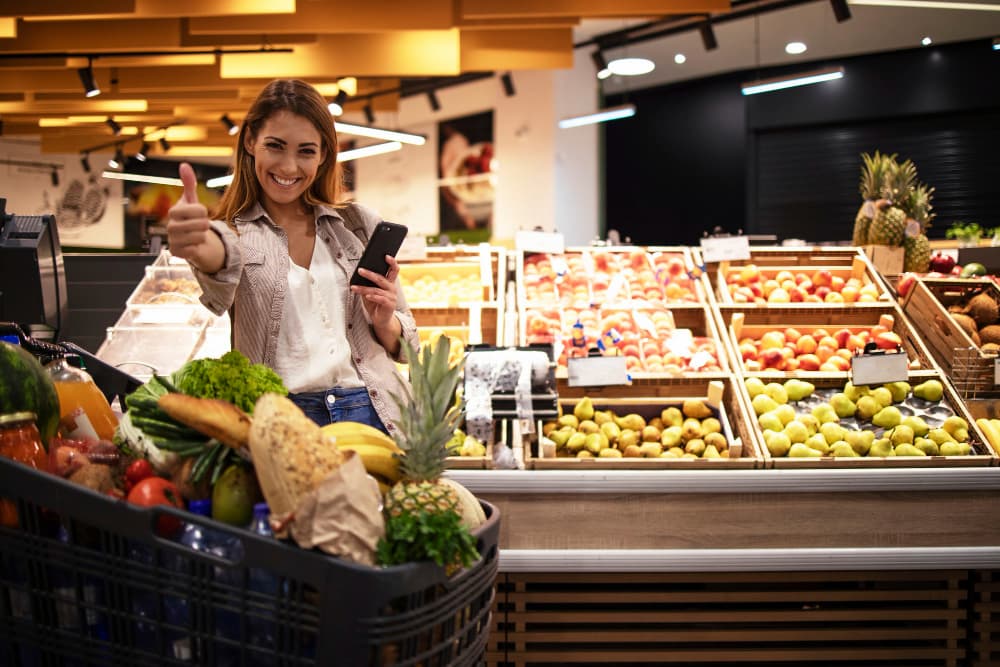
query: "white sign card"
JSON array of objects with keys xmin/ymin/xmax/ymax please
[
  {"xmin": 700, "ymin": 235, "xmax": 751, "ymax": 263},
  {"xmin": 515, "ymin": 230, "xmax": 565, "ymax": 255},
  {"xmin": 567, "ymin": 355, "xmax": 630, "ymax": 387},
  {"xmin": 851, "ymin": 351, "xmax": 909, "ymax": 386}
]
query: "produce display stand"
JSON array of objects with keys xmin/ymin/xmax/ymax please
[{"xmin": 0, "ymin": 457, "xmax": 500, "ymax": 666}]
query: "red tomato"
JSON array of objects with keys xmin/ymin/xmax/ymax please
[
  {"xmin": 125, "ymin": 459, "xmax": 154, "ymax": 486},
  {"xmin": 127, "ymin": 477, "xmax": 184, "ymax": 537}
]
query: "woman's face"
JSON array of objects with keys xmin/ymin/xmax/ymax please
[{"xmin": 246, "ymin": 110, "xmax": 326, "ymax": 210}]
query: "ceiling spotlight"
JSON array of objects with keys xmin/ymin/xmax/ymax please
[
  {"xmin": 105, "ymin": 117, "xmax": 122, "ymax": 135},
  {"xmin": 596, "ymin": 68, "xmax": 613, "ymax": 79},
  {"xmin": 108, "ymin": 145, "xmax": 125, "ymax": 169},
  {"xmin": 699, "ymin": 20, "xmax": 718, "ymax": 51},
  {"xmin": 921, "ymin": 36, "xmax": 933, "ymax": 45},
  {"xmin": 77, "ymin": 60, "xmax": 101, "ymax": 98},
  {"xmin": 501, "ymin": 71, "xmax": 516, "ymax": 97},
  {"xmin": 80, "ymin": 154, "xmax": 91, "ymax": 173},
  {"xmin": 830, "ymin": 0, "xmax": 852, "ymax": 22},
  {"xmin": 427, "ymin": 90, "xmax": 441, "ymax": 112},
  {"xmin": 785, "ymin": 41, "xmax": 808, "ymax": 54},
  {"xmin": 328, "ymin": 90, "xmax": 348, "ymax": 116},
  {"xmin": 220, "ymin": 114, "xmax": 239, "ymax": 135},
  {"xmin": 159, "ymin": 137, "xmax": 171, "ymax": 152},
  {"xmin": 50, "ymin": 169, "xmax": 59, "ymax": 187},
  {"xmin": 363, "ymin": 103, "xmax": 375, "ymax": 124},
  {"xmin": 607, "ymin": 57, "xmax": 655, "ymax": 76},
  {"xmin": 591, "ymin": 49, "xmax": 608, "ymax": 73},
  {"xmin": 135, "ymin": 141, "xmax": 150, "ymax": 162},
  {"xmin": 674, "ymin": 53, "xmax": 687, "ymax": 64}
]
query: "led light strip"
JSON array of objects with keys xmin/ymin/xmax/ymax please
[
  {"xmin": 335, "ymin": 122, "xmax": 426, "ymax": 146},
  {"xmin": 741, "ymin": 66, "xmax": 844, "ymax": 95},
  {"xmin": 558, "ymin": 103, "xmax": 637, "ymax": 129},
  {"xmin": 850, "ymin": 0, "xmax": 1000, "ymax": 10},
  {"xmin": 101, "ymin": 171, "xmax": 182, "ymax": 186}
]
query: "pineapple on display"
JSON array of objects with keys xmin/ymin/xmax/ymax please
[
  {"xmin": 902, "ymin": 183, "xmax": 935, "ymax": 273},
  {"xmin": 852, "ymin": 151, "xmax": 893, "ymax": 246},
  {"xmin": 378, "ymin": 335, "xmax": 480, "ymax": 569},
  {"xmin": 868, "ymin": 158, "xmax": 917, "ymax": 247}
]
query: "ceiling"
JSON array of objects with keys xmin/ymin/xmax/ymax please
[{"xmin": 0, "ymin": 0, "xmax": 998, "ymax": 159}]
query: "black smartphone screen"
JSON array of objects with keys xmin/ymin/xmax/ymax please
[{"xmin": 349, "ymin": 221, "xmax": 409, "ymax": 287}]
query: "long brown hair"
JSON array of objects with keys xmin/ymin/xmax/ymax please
[{"xmin": 213, "ymin": 79, "xmax": 346, "ymax": 225}]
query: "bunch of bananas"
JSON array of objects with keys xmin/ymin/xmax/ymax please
[{"xmin": 321, "ymin": 421, "xmax": 402, "ymax": 494}]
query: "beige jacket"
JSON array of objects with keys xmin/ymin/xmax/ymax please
[{"xmin": 190, "ymin": 201, "xmax": 417, "ymax": 434}]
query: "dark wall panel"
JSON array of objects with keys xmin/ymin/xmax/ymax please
[{"xmin": 61, "ymin": 253, "xmax": 154, "ymax": 352}]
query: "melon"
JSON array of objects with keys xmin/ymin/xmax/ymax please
[{"xmin": 0, "ymin": 341, "xmax": 60, "ymax": 447}]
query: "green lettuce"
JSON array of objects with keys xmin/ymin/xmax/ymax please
[{"xmin": 173, "ymin": 350, "xmax": 286, "ymax": 413}]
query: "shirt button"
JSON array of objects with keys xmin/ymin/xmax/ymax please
[
  {"xmin": 355, "ymin": 357, "xmax": 362, "ymax": 364},
  {"xmin": 347, "ymin": 323, "xmax": 353, "ymax": 330},
  {"xmin": 326, "ymin": 395, "xmax": 336, "ymax": 405},
  {"xmin": 337, "ymin": 252, "xmax": 343, "ymax": 258},
  {"xmin": 370, "ymin": 390, "xmax": 378, "ymax": 397}
]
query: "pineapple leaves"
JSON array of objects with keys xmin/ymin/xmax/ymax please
[{"xmin": 377, "ymin": 508, "xmax": 479, "ymax": 569}]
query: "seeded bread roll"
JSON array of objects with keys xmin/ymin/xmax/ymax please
[{"xmin": 248, "ymin": 393, "xmax": 344, "ymax": 532}]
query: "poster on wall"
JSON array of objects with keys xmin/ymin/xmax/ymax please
[
  {"xmin": 438, "ymin": 110, "xmax": 494, "ymax": 244},
  {"xmin": 0, "ymin": 139, "xmax": 124, "ymax": 249}
]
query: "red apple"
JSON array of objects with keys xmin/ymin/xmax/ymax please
[
  {"xmin": 896, "ymin": 272, "xmax": 918, "ymax": 299},
  {"xmin": 928, "ymin": 252, "xmax": 956, "ymax": 274}
]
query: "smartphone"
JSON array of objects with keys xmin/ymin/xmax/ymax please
[{"xmin": 349, "ymin": 221, "xmax": 409, "ymax": 287}]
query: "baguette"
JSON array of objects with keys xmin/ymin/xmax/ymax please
[
  {"xmin": 156, "ymin": 393, "xmax": 252, "ymax": 449},
  {"xmin": 248, "ymin": 393, "xmax": 344, "ymax": 532}
]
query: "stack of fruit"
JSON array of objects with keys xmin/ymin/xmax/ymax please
[
  {"xmin": 851, "ymin": 151, "xmax": 936, "ymax": 274},
  {"xmin": 540, "ymin": 396, "xmax": 734, "ymax": 460},
  {"xmin": 399, "ymin": 265, "xmax": 485, "ymax": 305},
  {"xmin": 722, "ymin": 265, "xmax": 884, "ymax": 304},
  {"xmin": 746, "ymin": 376, "xmax": 982, "ymax": 460}
]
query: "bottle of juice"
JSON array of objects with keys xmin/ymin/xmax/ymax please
[{"xmin": 46, "ymin": 355, "xmax": 119, "ymax": 442}]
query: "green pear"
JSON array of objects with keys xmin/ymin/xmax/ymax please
[
  {"xmin": 830, "ymin": 393, "xmax": 857, "ymax": 419},
  {"xmin": 798, "ymin": 413, "xmax": 821, "ymax": 436},
  {"xmin": 872, "ymin": 406, "xmax": 903, "ymax": 429},
  {"xmin": 557, "ymin": 414, "xmax": 579, "ymax": 429},
  {"xmin": 584, "ymin": 432, "xmax": 608, "ymax": 454},
  {"xmin": 804, "ymin": 433, "xmax": 831, "ymax": 454},
  {"xmin": 783, "ymin": 378, "xmax": 815, "ymax": 402},
  {"xmin": 820, "ymin": 421, "xmax": 847, "ymax": 445},
  {"xmin": 578, "ymin": 419, "xmax": 600, "ymax": 434},
  {"xmin": 600, "ymin": 421, "xmax": 622, "ymax": 444},
  {"xmin": 774, "ymin": 404, "xmax": 797, "ymax": 426},
  {"xmin": 744, "ymin": 377, "xmax": 766, "ymax": 399},
  {"xmin": 550, "ymin": 427, "xmax": 574, "ymax": 449},
  {"xmin": 940, "ymin": 441, "xmax": 972, "ymax": 456},
  {"xmin": 889, "ymin": 425, "xmax": 915, "ymax": 445},
  {"xmin": 869, "ymin": 438, "xmax": 895, "ymax": 457},
  {"xmin": 914, "ymin": 438, "xmax": 940, "ymax": 456},
  {"xmin": 573, "ymin": 396, "xmax": 595, "ymax": 422},
  {"xmin": 598, "ymin": 447, "xmax": 623, "ymax": 458},
  {"xmin": 705, "ymin": 432, "xmax": 728, "ymax": 450},
  {"xmin": 894, "ymin": 443, "xmax": 926, "ymax": 457},
  {"xmin": 912, "ymin": 379, "xmax": 944, "ymax": 402},
  {"xmin": 594, "ymin": 410, "xmax": 615, "ymax": 425},
  {"xmin": 758, "ymin": 410, "xmax": 784, "ymax": 433},
  {"xmin": 789, "ymin": 442, "xmax": 823, "ymax": 458},
  {"xmin": 855, "ymin": 395, "xmax": 882, "ymax": 422},
  {"xmin": 830, "ymin": 442, "xmax": 859, "ymax": 457},
  {"xmin": 764, "ymin": 382, "xmax": 789, "ymax": 405},
  {"xmin": 941, "ymin": 416, "xmax": 969, "ymax": 441},
  {"xmin": 843, "ymin": 381, "xmax": 869, "ymax": 402},
  {"xmin": 703, "ymin": 444, "xmax": 721, "ymax": 459},
  {"xmin": 884, "ymin": 381, "xmax": 911, "ymax": 403},
  {"xmin": 764, "ymin": 430, "xmax": 791, "ymax": 457},
  {"xmin": 565, "ymin": 432, "xmax": 587, "ymax": 453},
  {"xmin": 927, "ymin": 428, "xmax": 956, "ymax": 445},
  {"xmin": 701, "ymin": 417, "xmax": 722, "ymax": 434},
  {"xmin": 752, "ymin": 393, "xmax": 780, "ymax": 416},
  {"xmin": 659, "ymin": 426, "xmax": 682, "ymax": 448},
  {"xmin": 845, "ymin": 429, "xmax": 875, "ymax": 455},
  {"xmin": 869, "ymin": 386, "xmax": 894, "ymax": 408},
  {"xmin": 661, "ymin": 406, "xmax": 683, "ymax": 427},
  {"xmin": 901, "ymin": 415, "xmax": 930, "ymax": 438},
  {"xmin": 783, "ymin": 420, "xmax": 810, "ymax": 444},
  {"xmin": 811, "ymin": 404, "xmax": 840, "ymax": 424}
]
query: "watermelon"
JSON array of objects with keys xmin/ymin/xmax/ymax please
[{"xmin": 0, "ymin": 341, "xmax": 60, "ymax": 447}]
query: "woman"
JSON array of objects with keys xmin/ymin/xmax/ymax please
[{"xmin": 166, "ymin": 79, "xmax": 417, "ymax": 434}]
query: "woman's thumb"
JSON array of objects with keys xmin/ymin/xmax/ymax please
[{"xmin": 178, "ymin": 162, "xmax": 199, "ymax": 204}]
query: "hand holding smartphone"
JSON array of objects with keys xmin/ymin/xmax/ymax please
[{"xmin": 349, "ymin": 221, "xmax": 408, "ymax": 287}]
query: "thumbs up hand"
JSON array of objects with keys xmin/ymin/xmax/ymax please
[{"xmin": 166, "ymin": 162, "xmax": 225, "ymax": 273}]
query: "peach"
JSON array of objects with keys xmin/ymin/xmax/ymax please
[
  {"xmin": 830, "ymin": 275, "xmax": 846, "ymax": 292},
  {"xmin": 818, "ymin": 335, "xmax": 839, "ymax": 350},
  {"xmin": 833, "ymin": 328, "xmax": 853, "ymax": 349},
  {"xmin": 745, "ymin": 359, "xmax": 762, "ymax": 371},
  {"xmin": 783, "ymin": 327, "xmax": 803, "ymax": 343},
  {"xmin": 759, "ymin": 348, "xmax": 787, "ymax": 370},
  {"xmin": 739, "ymin": 342, "xmax": 758, "ymax": 361},
  {"xmin": 775, "ymin": 270, "xmax": 795, "ymax": 284},
  {"xmin": 814, "ymin": 286, "xmax": 831, "ymax": 300},
  {"xmin": 784, "ymin": 357, "xmax": 800, "ymax": 371},
  {"xmin": 760, "ymin": 331, "xmax": 786, "ymax": 350},
  {"xmin": 812, "ymin": 269, "xmax": 833, "ymax": 287},
  {"xmin": 739, "ymin": 265, "xmax": 761, "ymax": 284},
  {"xmin": 875, "ymin": 331, "xmax": 903, "ymax": 350},
  {"xmin": 841, "ymin": 285, "xmax": 860, "ymax": 303},
  {"xmin": 845, "ymin": 334, "xmax": 866, "ymax": 352},
  {"xmin": 825, "ymin": 355, "xmax": 851, "ymax": 371},
  {"xmin": 768, "ymin": 288, "xmax": 791, "ymax": 303},
  {"xmin": 795, "ymin": 335, "xmax": 818, "ymax": 355},
  {"xmin": 794, "ymin": 272, "xmax": 810, "ymax": 285},
  {"xmin": 796, "ymin": 354, "xmax": 821, "ymax": 371},
  {"xmin": 790, "ymin": 287, "xmax": 808, "ymax": 302},
  {"xmin": 836, "ymin": 349, "xmax": 853, "ymax": 361},
  {"xmin": 816, "ymin": 344, "xmax": 836, "ymax": 362},
  {"xmin": 763, "ymin": 279, "xmax": 781, "ymax": 296},
  {"xmin": 819, "ymin": 361, "xmax": 842, "ymax": 372},
  {"xmin": 825, "ymin": 291, "xmax": 845, "ymax": 303}
]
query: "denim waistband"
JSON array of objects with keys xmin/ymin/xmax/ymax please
[{"xmin": 288, "ymin": 385, "xmax": 368, "ymax": 400}]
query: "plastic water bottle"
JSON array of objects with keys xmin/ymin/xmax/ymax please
[
  {"xmin": 247, "ymin": 503, "xmax": 278, "ymax": 664},
  {"xmin": 51, "ymin": 524, "xmax": 110, "ymax": 665},
  {"xmin": 181, "ymin": 500, "xmax": 242, "ymax": 666},
  {"xmin": 128, "ymin": 538, "xmax": 189, "ymax": 660}
]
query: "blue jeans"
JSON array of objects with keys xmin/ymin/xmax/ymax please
[{"xmin": 286, "ymin": 386, "xmax": 388, "ymax": 433}]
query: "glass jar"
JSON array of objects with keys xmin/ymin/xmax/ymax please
[
  {"xmin": 0, "ymin": 411, "xmax": 49, "ymax": 527},
  {"xmin": 46, "ymin": 355, "xmax": 119, "ymax": 442}
]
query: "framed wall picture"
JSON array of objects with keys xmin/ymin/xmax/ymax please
[{"xmin": 437, "ymin": 110, "xmax": 493, "ymax": 244}]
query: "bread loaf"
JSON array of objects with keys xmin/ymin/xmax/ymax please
[
  {"xmin": 248, "ymin": 393, "xmax": 344, "ymax": 531},
  {"xmin": 157, "ymin": 393, "xmax": 251, "ymax": 448}
]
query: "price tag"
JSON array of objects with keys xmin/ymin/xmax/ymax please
[
  {"xmin": 700, "ymin": 235, "xmax": 750, "ymax": 263},
  {"xmin": 516, "ymin": 229, "xmax": 565, "ymax": 255},
  {"xmin": 851, "ymin": 350, "xmax": 909, "ymax": 386},
  {"xmin": 397, "ymin": 234, "xmax": 428, "ymax": 261},
  {"xmin": 567, "ymin": 355, "xmax": 630, "ymax": 387}
]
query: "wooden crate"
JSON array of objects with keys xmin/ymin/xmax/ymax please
[
  {"xmin": 863, "ymin": 243, "xmax": 906, "ymax": 276},
  {"xmin": 972, "ymin": 570, "xmax": 1000, "ymax": 667},
  {"xmin": 713, "ymin": 256, "xmax": 892, "ymax": 306},
  {"xmin": 526, "ymin": 376, "xmax": 761, "ymax": 469},
  {"xmin": 738, "ymin": 372, "xmax": 997, "ymax": 468},
  {"xmin": 410, "ymin": 305, "xmax": 501, "ymax": 346},
  {"xmin": 717, "ymin": 304, "xmax": 938, "ymax": 375},
  {"xmin": 901, "ymin": 277, "xmax": 1000, "ymax": 399},
  {"xmin": 401, "ymin": 244, "xmax": 506, "ymax": 303},
  {"xmin": 494, "ymin": 570, "xmax": 969, "ymax": 667}
]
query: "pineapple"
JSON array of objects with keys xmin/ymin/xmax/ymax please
[
  {"xmin": 902, "ymin": 183, "xmax": 936, "ymax": 273},
  {"xmin": 868, "ymin": 158, "xmax": 917, "ymax": 247},
  {"xmin": 378, "ymin": 336, "xmax": 479, "ymax": 569},
  {"xmin": 852, "ymin": 151, "xmax": 893, "ymax": 246}
]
